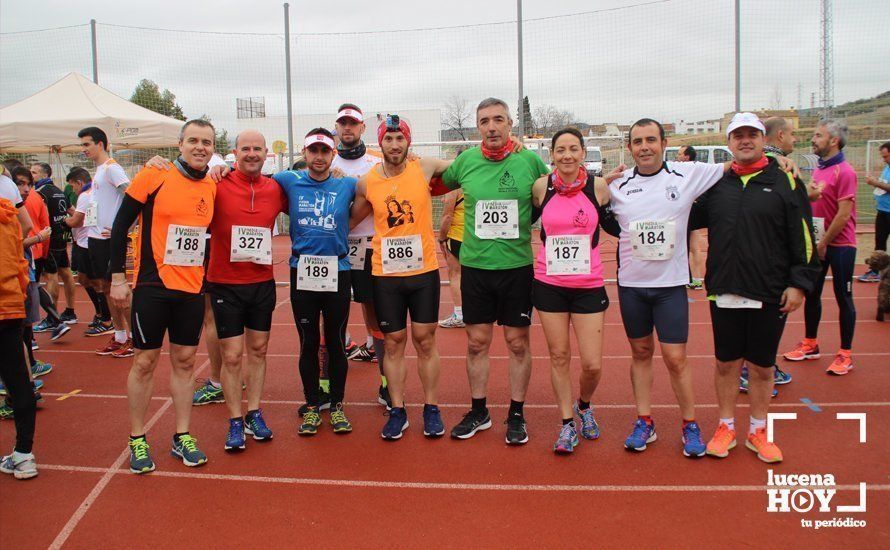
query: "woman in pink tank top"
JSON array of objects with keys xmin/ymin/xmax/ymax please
[{"xmin": 531, "ymin": 127, "xmax": 615, "ymax": 454}]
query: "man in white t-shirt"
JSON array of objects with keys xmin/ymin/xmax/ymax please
[
  {"xmin": 608, "ymin": 118, "xmax": 727, "ymax": 458},
  {"xmin": 78, "ymin": 127, "xmax": 132, "ymax": 357}
]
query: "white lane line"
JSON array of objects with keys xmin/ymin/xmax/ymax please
[{"xmin": 34, "ymin": 464, "xmax": 890, "ymax": 493}]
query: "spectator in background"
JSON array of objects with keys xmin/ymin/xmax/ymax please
[
  {"xmin": 438, "ymin": 188, "xmax": 465, "ymax": 328},
  {"xmin": 763, "ymin": 116, "xmax": 797, "ymax": 157},
  {"xmin": 860, "ymin": 141, "xmax": 890, "ymax": 281},
  {"xmin": 679, "ymin": 146, "xmax": 706, "ymax": 290}
]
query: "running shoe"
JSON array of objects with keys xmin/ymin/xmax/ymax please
[
  {"xmin": 624, "ymin": 418, "xmax": 657, "ymax": 451},
  {"xmin": 344, "ymin": 341, "xmax": 358, "ymax": 357},
  {"xmin": 438, "ymin": 313, "xmax": 465, "ymax": 328},
  {"xmin": 377, "ymin": 384, "xmax": 392, "ymax": 410},
  {"xmin": 422, "ymin": 404, "xmax": 445, "ymax": 437},
  {"xmin": 505, "ymin": 414, "xmax": 529, "ymax": 445},
  {"xmin": 0, "ymin": 401, "xmax": 11, "ymax": 419},
  {"xmin": 298, "ymin": 389, "xmax": 331, "ymax": 416},
  {"xmin": 574, "ymin": 404, "xmax": 600, "ymax": 440},
  {"xmin": 773, "ymin": 366, "xmax": 792, "ymax": 385},
  {"xmin": 244, "ymin": 410, "xmax": 273, "ymax": 441},
  {"xmin": 225, "ymin": 418, "xmax": 246, "ymax": 452},
  {"xmin": 298, "ymin": 407, "xmax": 322, "ymax": 435},
  {"xmin": 686, "ymin": 279, "xmax": 703, "ymax": 290},
  {"xmin": 381, "ymin": 407, "xmax": 409, "ymax": 440},
  {"xmin": 746, "ymin": 427, "xmax": 783, "ymax": 463},
  {"xmin": 826, "ymin": 351, "xmax": 854, "ymax": 376},
  {"xmin": 450, "ymin": 408, "xmax": 492, "ymax": 439},
  {"xmin": 31, "ymin": 339, "xmax": 38, "ymax": 351},
  {"xmin": 60, "ymin": 309, "xmax": 78, "ymax": 325},
  {"xmin": 857, "ymin": 270, "xmax": 880, "ymax": 283},
  {"xmin": 85, "ymin": 321, "xmax": 114, "ymax": 337},
  {"xmin": 95, "ymin": 336, "xmax": 125, "ymax": 356},
  {"xmin": 171, "ymin": 434, "xmax": 208, "ymax": 467},
  {"xmin": 32, "ymin": 318, "xmax": 55, "ymax": 333},
  {"xmin": 50, "ymin": 322, "xmax": 71, "ymax": 341},
  {"xmin": 111, "ymin": 339, "xmax": 134, "ymax": 358},
  {"xmin": 553, "ymin": 422, "xmax": 579, "ymax": 454},
  {"xmin": 0, "ymin": 378, "xmax": 44, "ymax": 396},
  {"xmin": 30, "ymin": 360, "xmax": 53, "ymax": 378},
  {"xmin": 706, "ymin": 423, "xmax": 737, "ymax": 458},
  {"xmin": 88, "ymin": 315, "xmax": 102, "ymax": 329},
  {"xmin": 783, "ymin": 340, "xmax": 820, "ymax": 361},
  {"xmin": 738, "ymin": 366, "xmax": 780, "ymax": 397},
  {"xmin": 193, "ymin": 379, "xmax": 225, "ymax": 406},
  {"xmin": 682, "ymin": 421, "xmax": 706, "ymax": 458},
  {"xmin": 348, "ymin": 343, "xmax": 375, "ymax": 362},
  {"xmin": 128, "ymin": 437, "xmax": 155, "ymax": 474},
  {"xmin": 0, "ymin": 452, "xmax": 38, "ymax": 480},
  {"xmin": 330, "ymin": 403, "xmax": 353, "ymax": 434}
]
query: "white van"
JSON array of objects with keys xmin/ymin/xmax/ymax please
[
  {"xmin": 538, "ymin": 145, "xmax": 606, "ymax": 176},
  {"xmin": 664, "ymin": 146, "xmax": 733, "ymax": 164}
]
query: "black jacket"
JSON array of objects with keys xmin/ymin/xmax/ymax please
[
  {"xmin": 36, "ymin": 179, "xmax": 71, "ymax": 247},
  {"xmin": 691, "ymin": 158, "xmax": 819, "ymax": 304}
]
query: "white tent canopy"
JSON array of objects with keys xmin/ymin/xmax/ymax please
[{"xmin": 0, "ymin": 72, "xmax": 184, "ymax": 153}]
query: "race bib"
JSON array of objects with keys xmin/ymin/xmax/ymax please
[
  {"xmin": 381, "ymin": 235, "xmax": 423, "ymax": 274},
  {"xmin": 546, "ymin": 235, "xmax": 591, "ymax": 275},
  {"xmin": 84, "ymin": 201, "xmax": 98, "ymax": 227},
  {"xmin": 812, "ymin": 217, "xmax": 825, "ymax": 243},
  {"xmin": 296, "ymin": 255, "xmax": 338, "ymax": 292},
  {"xmin": 230, "ymin": 225, "xmax": 272, "ymax": 265},
  {"xmin": 347, "ymin": 236, "xmax": 371, "ymax": 270},
  {"xmin": 164, "ymin": 225, "xmax": 206, "ymax": 266},
  {"xmin": 629, "ymin": 220, "xmax": 676, "ymax": 260},
  {"xmin": 475, "ymin": 200, "xmax": 518, "ymax": 239},
  {"xmin": 715, "ymin": 294, "xmax": 763, "ymax": 309}
]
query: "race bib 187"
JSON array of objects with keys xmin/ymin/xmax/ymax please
[
  {"xmin": 629, "ymin": 220, "xmax": 676, "ymax": 260},
  {"xmin": 296, "ymin": 255, "xmax": 338, "ymax": 292},
  {"xmin": 475, "ymin": 200, "xmax": 519, "ymax": 239},
  {"xmin": 230, "ymin": 225, "xmax": 272, "ymax": 265},
  {"xmin": 545, "ymin": 234, "xmax": 591, "ymax": 275},
  {"xmin": 381, "ymin": 235, "xmax": 423, "ymax": 274},
  {"xmin": 164, "ymin": 225, "xmax": 206, "ymax": 266}
]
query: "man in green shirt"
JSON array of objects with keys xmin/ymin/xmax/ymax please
[{"xmin": 442, "ymin": 97, "xmax": 549, "ymax": 445}]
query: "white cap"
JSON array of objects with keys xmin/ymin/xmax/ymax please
[
  {"xmin": 726, "ymin": 112, "xmax": 765, "ymax": 136},
  {"xmin": 303, "ymin": 133, "xmax": 335, "ymax": 150},
  {"xmin": 336, "ymin": 107, "xmax": 363, "ymax": 123}
]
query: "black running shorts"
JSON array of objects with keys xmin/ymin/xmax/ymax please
[
  {"xmin": 131, "ymin": 286, "xmax": 204, "ymax": 350},
  {"xmin": 372, "ymin": 270, "xmax": 440, "ymax": 333},
  {"xmin": 461, "ymin": 264, "xmax": 533, "ymax": 327},
  {"xmin": 207, "ymin": 280, "xmax": 277, "ymax": 340}
]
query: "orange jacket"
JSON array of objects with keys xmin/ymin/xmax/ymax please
[
  {"xmin": 23, "ymin": 191, "xmax": 50, "ymax": 259},
  {"xmin": 0, "ymin": 198, "xmax": 28, "ymax": 321}
]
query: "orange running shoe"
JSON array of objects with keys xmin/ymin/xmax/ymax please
[
  {"xmin": 826, "ymin": 351, "xmax": 853, "ymax": 376},
  {"xmin": 96, "ymin": 336, "xmax": 125, "ymax": 356},
  {"xmin": 111, "ymin": 339, "xmax": 135, "ymax": 359},
  {"xmin": 745, "ymin": 427, "xmax": 783, "ymax": 463},
  {"xmin": 706, "ymin": 423, "xmax": 737, "ymax": 458},
  {"xmin": 782, "ymin": 339, "xmax": 820, "ymax": 361}
]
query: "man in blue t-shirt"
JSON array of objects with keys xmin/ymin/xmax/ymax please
[
  {"xmin": 273, "ymin": 128, "xmax": 357, "ymax": 436},
  {"xmin": 860, "ymin": 141, "xmax": 890, "ymax": 282}
]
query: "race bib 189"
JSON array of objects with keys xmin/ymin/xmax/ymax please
[
  {"xmin": 629, "ymin": 220, "xmax": 676, "ymax": 260},
  {"xmin": 296, "ymin": 255, "xmax": 338, "ymax": 292},
  {"xmin": 230, "ymin": 225, "xmax": 272, "ymax": 265},
  {"xmin": 347, "ymin": 236, "xmax": 371, "ymax": 270},
  {"xmin": 812, "ymin": 217, "xmax": 825, "ymax": 243},
  {"xmin": 164, "ymin": 225, "xmax": 206, "ymax": 266},
  {"xmin": 546, "ymin": 234, "xmax": 591, "ymax": 275},
  {"xmin": 381, "ymin": 235, "xmax": 423, "ymax": 274},
  {"xmin": 475, "ymin": 200, "xmax": 518, "ymax": 239}
]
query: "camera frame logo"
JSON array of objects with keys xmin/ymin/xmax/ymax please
[{"xmin": 765, "ymin": 412, "xmax": 868, "ymax": 530}]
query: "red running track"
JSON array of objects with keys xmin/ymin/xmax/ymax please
[{"xmin": 1, "ymin": 235, "xmax": 888, "ymax": 549}]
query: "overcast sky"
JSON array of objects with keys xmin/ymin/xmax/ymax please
[{"xmin": 2, "ymin": 0, "xmax": 887, "ymax": 135}]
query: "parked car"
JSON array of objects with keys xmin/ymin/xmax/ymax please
[{"xmin": 664, "ymin": 145, "xmax": 733, "ymax": 164}]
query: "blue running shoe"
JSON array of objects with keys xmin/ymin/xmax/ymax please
[
  {"xmin": 171, "ymin": 434, "xmax": 208, "ymax": 467},
  {"xmin": 30, "ymin": 360, "xmax": 53, "ymax": 378},
  {"xmin": 244, "ymin": 410, "xmax": 273, "ymax": 441},
  {"xmin": 682, "ymin": 421, "xmax": 706, "ymax": 457},
  {"xmin": 192, "ymin": 379, "xmax": 225, "ymax": 406},
  {"xmin": 32, "ymin": 318, "xmax": 55, "ymax": 333},
  {"xmin": 382, "ymin": 407, "xmax": 409, "ymax": 440},
  {"xmin": 624, "ymin": 418, "xmax": 657, "ymax": 451},
  {"xmin": 739, "ymin": 366, "xmax": 780, "ymax": 397},
  {"xmin": 0, "ymin": 379, "xmax": 43, "ymax": 396},
  {"xmin": 128, "ymin": 437, "xmax": 155, "ymax": 474},
  {"xmin": 553, "ymin": 422, "xmax": 580, "ymax": 454},
  {"xmin": 574, "ymin": 404, "xmax": 600, "ymax": 440},
  {"xmin": 773, "ymin": 365, "xmax": 792, "ymax": 385},
  {"xmin": 422, "ymin": 405, "xmax": 444, "ymax": 437},
  {"xmin": 225, "ymin": 419, "xmax": 246, "ymax": 452}
]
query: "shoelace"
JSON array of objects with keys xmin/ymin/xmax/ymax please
[
  {"xmin": 559, "ymin": 423, "xmax": 575, "ymax": 443},
  {"xmin": 248, "ymin": 412, "xmax": 268, "ymax": 431},
  {"xmin": 178, "ymin": 435, "xmax": 199, "ymax": 452},
  {"xmin": 228, "ymin": 420, "xmax": 243, "ymax": 438},
  {"xmin": 631, "ymin": 420, "xmax": 650, "ymax": 440},
  {"xmin": 831, "ymin": 354, "xmax": 848, "ymax": 368},
  {"xmin": 684, "ymin": 423, "xmax": 702, "ymax": 443},
  {"xmin": 131, "ymin": 439, "xmax": 150, "ymax": 460},
  {"xmin": 331, "ymin": 409, "xmax": 348, "ymax": 424},
  {"xmin": 304, "ymin": 411, "xmax": 321, "ymax": 425},
  {"xmin": 579, "ymin": 408, "xmax": 595, "ymax": 429}
]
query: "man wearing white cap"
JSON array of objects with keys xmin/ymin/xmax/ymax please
[{"xmin": 691, "ymin": 112, "xmax": 818, "ymax": 463}]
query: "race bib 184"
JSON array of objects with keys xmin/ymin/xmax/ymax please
[
  {"xmin": 164, "ymin": 225, "xmax": 206, "ymax": 266},
  {"xmin": 546, "ymin": 234, "xmax": 591, "ymax": 275},
  {"xmin": 230, "ymin": 225, "xmax": 272, "ymax": 264},
  {"xmin": 296, "ymin": 255, "xmax": 338, "ymax": 292},
  {"xmin": 475, "ymin": 200, "xmax": 518, "ymax": 239},
  {"xmin": 381, "ymin": 235, "xmax": 423, "ymax": 274},
  {"xmin": 629, "ymin": 220, "xmax": 676, "ymax": 260}
]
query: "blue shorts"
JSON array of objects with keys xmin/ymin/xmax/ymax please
[{"xmin": 617, "ymin": 285, "xmax": 689, "ymax": 344}]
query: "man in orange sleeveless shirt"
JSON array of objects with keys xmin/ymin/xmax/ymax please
[{"xmin": 351, "ymin": 115, "xmax": 452, "ymax": 440}]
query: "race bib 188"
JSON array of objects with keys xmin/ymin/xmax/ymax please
[
  {"xmin": 296, "ymin": 255, "xmax": 338, "ymax": 292},
  {"xmin": 381, "ymin": 235, "xmax": 423, "ymax": 274},
  {"xmin": 475, "ymin": 200, "xmax": 518, "ymax": 239},
  {"xmin": 629, "ymin": 220, "xmax": 676, "ymax": 260},
  {"xmin": 546, "ymin": 234, "xmax": 591, "ymax": 275},
  {"xmin": 164, "ymin": 225, "xmax": 206, "ymax": 266},
  {"xmin": 230, "ymin": 225, "xmax": 272, "ymax": 264}
]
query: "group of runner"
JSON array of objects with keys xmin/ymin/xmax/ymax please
[{"xmin": 0, "ymin": 97, "xmax": 864, "ymax": 479}]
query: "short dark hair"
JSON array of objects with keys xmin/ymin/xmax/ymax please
[
  {"xmin": 292, "ymin": 158, "xmax": 308, "ymax": 170},
  {"xmin": 33, "ymin": 162, "xmax": 52, "ymax": 178},
  {"xmin": 3, "ymin": 159, "xmax": 24, "ymax": 173},
  {"xmin": 179, "ymin": 119, "xmax": 216, "ymax": 142},
  {"xmin": 551, "ymin": 127, "xmax": 585, "ymax": 150},
  {"xmin": 880, "ymin": 142, "xmax": 890, "ymax": 153},
  {"xmin": 629, "ymin": 118, "xmax": 665, "ymax": 141},
  {"xmin": 66, "ymin": 167, "xmax": 92, "ymax": 184},
  {"xmin": 306, "ymin": 127, "xmax": 334, "ymax": 139},
  {"xmin": 11, "ymin": 166, "xmax": 33, "ymax": 185},
  {"xmin": 681, "ymin": 145, "xmax": 697, "ymax": 161},
  {"xmin": 78, "ymin": 126, "xmax": 108, "ymax": 150}
]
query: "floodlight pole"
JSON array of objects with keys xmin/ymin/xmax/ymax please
[
  {"xmin": 516, "ymin": 0, "xmax": 525, "ymax": 137},
  {"xmin": 734, "ymin": 0, "xmax": 740, "ymax": 112},
  {"xmin": 91, "ymin": 19, "xmax": 99, "ymax": 84},
  {"xmin": 284, "ymin": 3, "xmax": 295, "ymax": 168}
]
